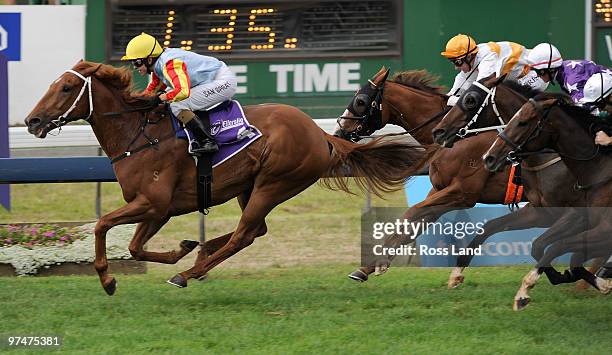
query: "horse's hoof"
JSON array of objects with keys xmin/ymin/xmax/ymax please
[
  {"xmin": 513, "ymin": 297, "xmax": 530, "ymax": 311},
  {"xmin": 167, "ymin": 274, "xmax": 188, "ymax": 288},
  {"xmin": 448, "ymin": 275, "xmax": 465, "ymax": 289},
  {"xmin": 180, "ymin": 239, "xmax": 199, "ymax": 252},
  {"xmin": 103, "ymin": 278, "xmax": 117, "ymax": 296},
  {"xmin": 374, "ymin": 265, "xmax": 389, "ymax": 276},
  {"xmin": 348, "ymin": 269, "xmax": 368, "ymax": 282}
]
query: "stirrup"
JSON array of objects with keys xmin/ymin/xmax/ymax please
[{"xmin": 192, "ymin": 139, "xmax": 219, "ymax": 154}]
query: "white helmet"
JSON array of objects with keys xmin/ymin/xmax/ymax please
[
  {"xmin": 528, "ymin": 43, "xmax": 563, "ymax": 70},
  {"xmin": 578, "ymin": 73, "xmax": 612, "ymax": 104}
]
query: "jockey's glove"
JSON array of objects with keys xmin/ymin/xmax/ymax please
[{"xmin": 148, "ymin": 95, "xmax": 163, "ymax": 107}]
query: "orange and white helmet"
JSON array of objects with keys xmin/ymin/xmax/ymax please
[
  {"xmin": 528, "ymin": 43, "xmax": 563, "ymax": 70},
  {"xmin": 441, "ymin": 34, "xmax": 478, "ymax": 59}
]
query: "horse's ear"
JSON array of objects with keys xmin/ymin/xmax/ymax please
[
  {"xmin": 494, "ymin": 73, "xmax": 508, "ymax": 86},
  {"xmin": 381, "ymin": 68, "xmax": 391, "ymax": 82},
  {"xmin": 374, "ymin": 66, "xmax": 387, "ymax": 79}
]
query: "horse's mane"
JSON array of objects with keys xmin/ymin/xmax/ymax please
[
  {"xmin": 533, "ymin": 92, "xmax": 597, "ymax": 122},
  {"xmin": 390, "ymin": 70, "xmax": 446, "ymax": 95},
  {"xmin": 74, "ymin": 61, "xmax": 140, "ymax": 104},
  {"xmin": 501, "ymin": 80, "xmax": 541, "ymax": 99}
]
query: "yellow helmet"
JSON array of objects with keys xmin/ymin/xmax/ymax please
[
  {"xmin": 441, "ymin": 34, "xmax": 478, "ymax": 59},
  {"xmin": 121, "ymin": 32, "xmax": 163, "ymax": 61}
]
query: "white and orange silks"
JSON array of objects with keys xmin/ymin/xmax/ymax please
[{"xmin": 448, "ymin": 41, "xmax": 548, "ymax": 99}]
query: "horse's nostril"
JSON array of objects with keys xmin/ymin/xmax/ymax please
[
  {"xmin": 28, "ymin": 117, "xmax": 42, "ymax": 127},
  {"xmin": 432, "ymin": 128, "xmax": 445, "ymax": 140}
]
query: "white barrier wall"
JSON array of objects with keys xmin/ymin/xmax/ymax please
[{"xmin": 0, "ymin": 6, "xmax": 85, "ymax": 125}]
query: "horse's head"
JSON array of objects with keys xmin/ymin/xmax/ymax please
[
  {"xmin": 484, "ymin": 97, "xmax": 559, "ymax": 172},
  {"xmin": 25, "ymin": 61, "xmax": 102, "ymax": 138},
  {"xmin": 432, "ymin": 74, "xmax": 506, "ymax": 147},
  {"xmin": 335, "ymin": 66, "xmax": 390, "ymax": 142}
]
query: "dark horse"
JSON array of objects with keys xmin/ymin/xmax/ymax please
[
  {"xmin": 428, "ymin": 76, "xmax": 602, "ymax": 306},
  {"xmin": 337, "ymin": 68, "xmax": 534, "ymax": 284},
  {"xmin": 484, "ymin": 94, "xmax": 612, "ymax": 305},
  {"xmin": 24, "ymin": 61, "xmax": 425, "ymax": 295}
]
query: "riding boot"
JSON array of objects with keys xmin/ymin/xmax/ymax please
[{"xmin": 180, "ymin": 110, "xmax": 219, "ymax": 154}]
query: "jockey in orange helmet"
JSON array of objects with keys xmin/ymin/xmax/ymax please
[
  {"xmin": 441, "ymin": 34, "xmax": 547, "ymax": 106},
  {"xmin": 122, "ymin": 32, "xmax": 238, "ymax": 154}
]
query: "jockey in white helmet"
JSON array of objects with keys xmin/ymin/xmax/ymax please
[{"xmin": 528, "ymin": 43, "xmax": 612, "ymax": 145}]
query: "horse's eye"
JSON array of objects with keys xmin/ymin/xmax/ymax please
[
  {"xmin": 517, "ymin": 120, "xmax": 528, "ymax": 127},
  {"xmin": 356, "ymin": 99, "xmax": 365, "ymax": 107},
  {"xmin": 62, "ymin": 85, "xmax": 71, "ymax": 92}
]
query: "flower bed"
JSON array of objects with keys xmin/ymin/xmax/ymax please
[{"xmin": 0, "ymin": 222, "xmax": 144, "ymax": 276}]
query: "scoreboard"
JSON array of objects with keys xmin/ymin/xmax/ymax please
[
  {"xmin": 107, "ymin": 0, "xmax": 403, "ymax": 117},
  {"xmin": 109, "ymin": 0, "xmax": 401, "ymax": 60},
  {"xmin": 593, "ymin": 0, "xmax": 612, "ymax": 66}
]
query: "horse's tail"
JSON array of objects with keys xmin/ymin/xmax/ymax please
[{"xmin": 322, "ymin": 133, "xmax": 425, "ymax": 197}]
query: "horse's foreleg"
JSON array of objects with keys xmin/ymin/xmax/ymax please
[
  {"xmin": 94, "ymin": 195, "xmax": 154, "ymax": 295},
  {"xmin": 449, "ymin": 204, "xmax": 555, "ymax": 289},
  {"xmin": 127, "ymin": 218, "xmax": 199, "ymax": 264},
  {"xmin": 350, "ymin": 184, "xmax": 477, "ymax": 282}
]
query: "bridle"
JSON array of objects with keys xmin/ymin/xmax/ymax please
[
  {"xmin": 456, "ymin": 80, "xmax": 506, "ymax": 138},
  {"xmin": 497, "ymin": 98, "xmax": 599, "ymax": 163},
  {"xmin": 50, "ymin": 69, "xmax": 95, "ymax": 130},
  {"xmin": 337, "ymin": 79, "xmax": 386, "ymax": 141},
  {"xmin": 46, "ymin": 66, "xmax": 174, "ymax": 164}
]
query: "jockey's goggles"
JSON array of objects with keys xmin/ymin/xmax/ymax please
[
  {"xmin": 132, "ymin": 59, "xmax": 146, "ymax": 68},
  {"xmin": 450, "ymin": 57, "xmax": 467, "ymax": 67}
]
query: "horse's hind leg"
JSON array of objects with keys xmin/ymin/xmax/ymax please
[
  {"xmin": 168, "ymin": 179, "xmax": 314, "ymax": 288},
  {"xmin": 128, "ymin": 218, "xmax": 200, "ymax": 264}
]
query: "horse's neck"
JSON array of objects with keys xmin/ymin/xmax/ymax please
[
  {"xmin": 89, "ymin": 82, "xmax": 164, "ymax": 160},
  {"xmin": 386, "ymin": 85, "xmax": 446, "ymax": 144}
]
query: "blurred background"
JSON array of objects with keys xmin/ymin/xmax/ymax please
[{"xmin": 1, "ymin": 0, "xmax": 607, "ymax": 123}]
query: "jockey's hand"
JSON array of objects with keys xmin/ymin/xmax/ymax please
[
  {"xmin": 147, "ymin": 95, "xmax": 163, "ymax": 106},
  {"xmin": 595, "ymin": 131, "xmax": 612, "ymax": 146}
]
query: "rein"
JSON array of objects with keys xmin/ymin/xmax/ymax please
[{"xmin": 109, "ymin": 111, "xmax": 176, "ymax": 164}]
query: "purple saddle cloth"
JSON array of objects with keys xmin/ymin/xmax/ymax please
[{"xmin": 171, "ymin": 100, "xmax": 262, "ymax": 167}]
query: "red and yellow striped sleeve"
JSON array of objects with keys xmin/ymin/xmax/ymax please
[
  {"xmin": 162, "ymin": 59, "xmax": 191, "ymax": 102},
  {"xmin": 143, "ymin": 72, "xmax": 166, "ymax": 95}
]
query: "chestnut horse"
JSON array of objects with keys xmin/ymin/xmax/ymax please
[
  {"xmin": 24, "ymin": 61, "xmax": 425, "ymax": 295},
  {"xmin": 484, "ymin": 94, "xmax": 612, "ymax": 306},
  {"xmin": 337, "ymin": 68, "xmax": 529, "ymax": 283}
]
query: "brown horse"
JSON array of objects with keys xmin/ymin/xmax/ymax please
[
  {"xmin": 484, "ymin": 94, "xmax": 612, "ymax": 306},
  {"xmin": 337, "ymin": 68, "xmax": 530, "ymax": 283},
  {"xmin": 24, "ymin": 61, "xmax": 425, "ymax": 295}
]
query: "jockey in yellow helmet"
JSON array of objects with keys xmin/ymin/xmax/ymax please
[
  {"xmin": 122, "ymin": 32, "xmax": 238, "ymax": 154},
  {"xmin": 441, "ymin": 34, "xmax": 547, "ymax": 106}
]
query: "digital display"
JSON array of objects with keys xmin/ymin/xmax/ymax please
[
  {"xmin": 594, "ymin": 0, "xmax": 612, "ymax": 23},
  {"xmin": 109, "ymin": 1, "xmax": 401, "ymax": 60}
]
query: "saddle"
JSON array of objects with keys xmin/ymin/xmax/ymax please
[{"xmin": 171, "ymin": 100, "xmax": 262, "ymax": 214}]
